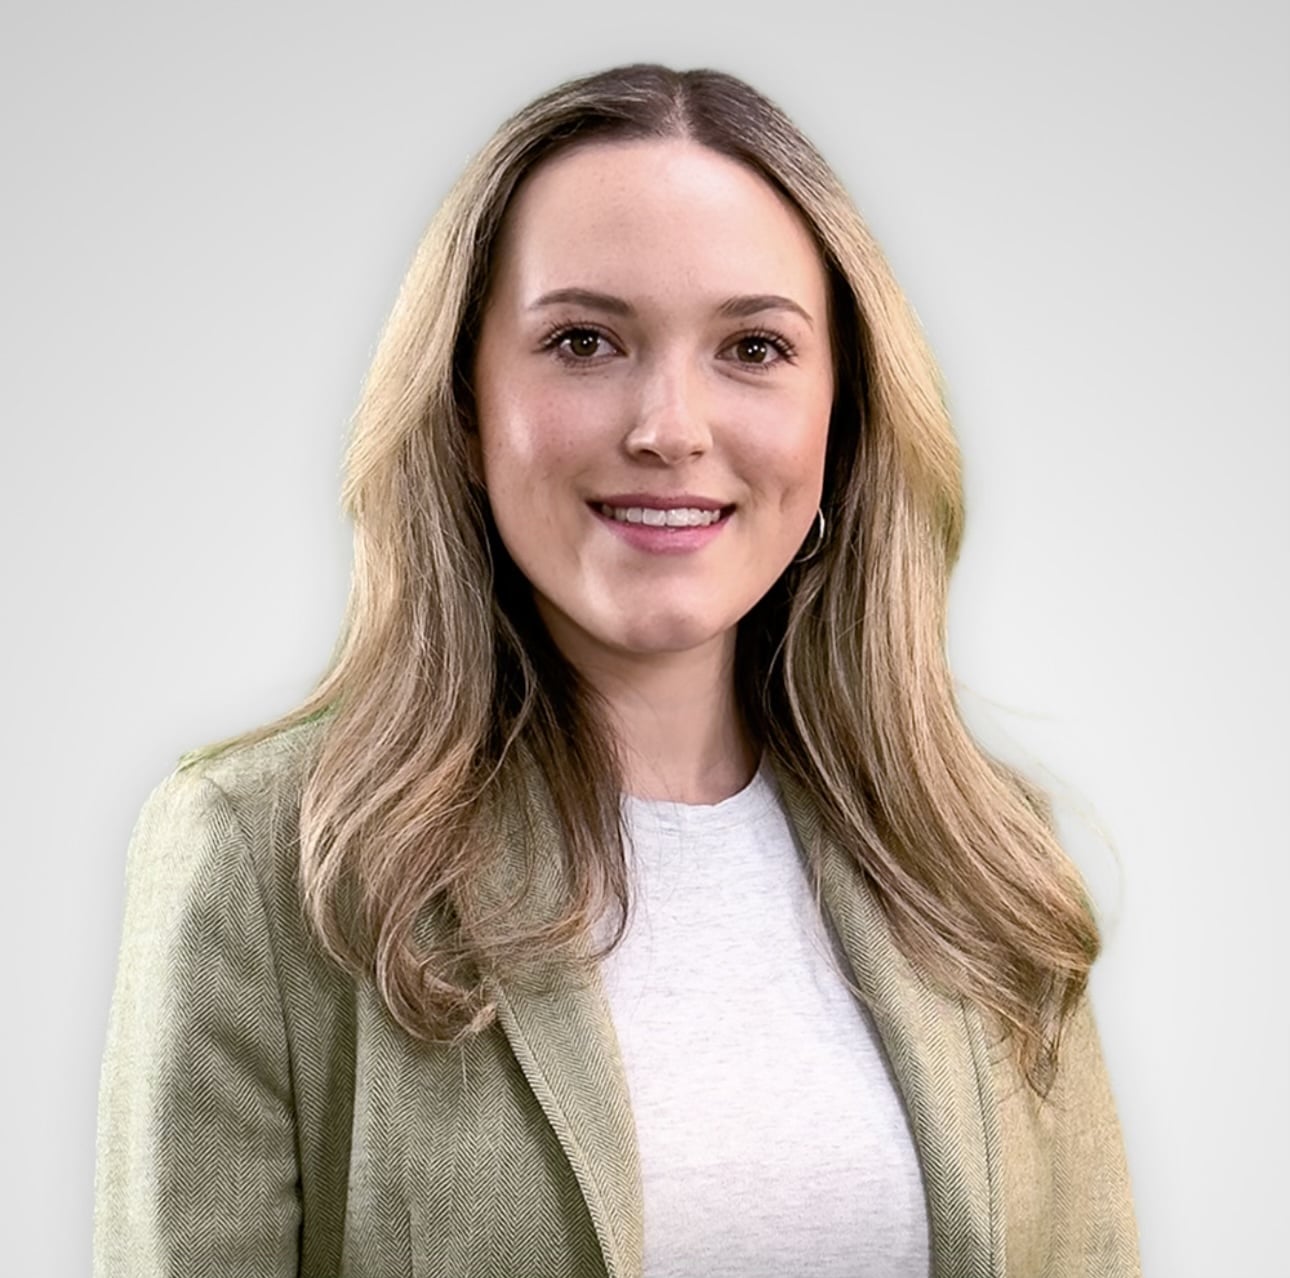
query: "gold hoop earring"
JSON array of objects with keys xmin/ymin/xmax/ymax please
[{"xmin": 792, "ymin": 507, "xmax": 827, "ymax": 564}]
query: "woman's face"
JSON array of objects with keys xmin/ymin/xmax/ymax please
[{"xmin": 470, "ymin": 138, "xmax": 835, "ymax": 668}]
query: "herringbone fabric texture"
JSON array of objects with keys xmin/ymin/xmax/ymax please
[{"xmin": 94, "ymin": 717, "xmax": 1141, "ymax": 1276}]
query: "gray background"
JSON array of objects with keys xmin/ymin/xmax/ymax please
[{"xmin": 4, "ymin": 1, "xmax": 1286, "ymax": 1273}]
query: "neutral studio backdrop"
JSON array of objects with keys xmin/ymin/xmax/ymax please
[{"xmin": 3, "ymin": 2, "xmax": 1286, "ymax": 1273}]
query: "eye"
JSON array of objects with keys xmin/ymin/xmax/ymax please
[
  {"xmin": 539, "ymin": 323, "xmax": 618, "ymax": 367},
  {"xmin": 724, "ymin": 328, "xmax": 797, "ymax": 373}
]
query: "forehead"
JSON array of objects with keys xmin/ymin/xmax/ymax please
[{"xmin": 488, "ymin": 138, "xmax": 830, "ymax": 316}]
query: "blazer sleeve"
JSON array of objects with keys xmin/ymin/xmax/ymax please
[
  {"xmin": 94, "ymin": 768, "xmax": 301, "ymax": 1277},
  {"xmin": 1050, "ymin": 992, "xmax": 1142, "ymax": 1276},
  {"xmin": 995, "ymin": 987, "xmax": 1142, "ymax": 1276}
]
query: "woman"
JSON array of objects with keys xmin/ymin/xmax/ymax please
[{"xmin": 94, "ymin": 62, "xmax": 1141, "ymax": 1277}]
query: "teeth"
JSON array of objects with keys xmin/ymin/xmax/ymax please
[{"xmin": 599, "ymin": 504, "xmax": 725, "ymax": 527}]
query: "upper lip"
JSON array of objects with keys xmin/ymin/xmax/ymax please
[{"xmin": 591, "ymin": 493, "xmax": 732, "ymax": 511}]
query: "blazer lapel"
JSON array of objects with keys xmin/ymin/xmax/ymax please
[
  {"xmin": 473, "ymin": 757, "xmax": 644, "ymax": 1278},
  {"xmin": 773, "ymin": 762, "xmax": 1006, "ymax": 1278}
]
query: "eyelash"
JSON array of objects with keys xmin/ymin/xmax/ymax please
[{"xmin": 537, "ymin": 321, "xmax": 798, "ymax": 374}]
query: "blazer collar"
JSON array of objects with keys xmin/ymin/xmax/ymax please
[{"xmin": 475, "ymin": 754, "xmax": 1005, "ymax": 1278}]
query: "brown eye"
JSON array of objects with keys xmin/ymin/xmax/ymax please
[
  {"xmin": 567, "ymin": 331, "xmax": 602, "ymax": 358},
  {"xmin": 726, "ymin": 329, "xmax": 795, "ymax": 372},
  {"xmin": 541, "ymin": 324, "xmax": 615, "ymax": 367}
]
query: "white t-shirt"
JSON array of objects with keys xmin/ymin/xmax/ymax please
[{"xmin": 593, "ymin": 755, "xmax": 932, "ymax": 1278}]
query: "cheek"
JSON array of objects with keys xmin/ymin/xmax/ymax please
[
  {"xmin": 477, "ymin": 386, "xmax": 610, "ymax": 548},
  {"xmin": 742, "ymin": 399, "xmax": 832, "ymax": 509},
  {"xmin": 481, "ymin": 390, "xmax": 585, "ymax": 487}
]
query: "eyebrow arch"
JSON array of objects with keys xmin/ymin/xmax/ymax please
[{"xmin": 528, "ymin": 287, "xmax": 815, "ymax": 330}]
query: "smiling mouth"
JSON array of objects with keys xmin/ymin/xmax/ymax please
[{"xmin": 590, "ymin": 502, "xmax": 736, "ymax": 528}]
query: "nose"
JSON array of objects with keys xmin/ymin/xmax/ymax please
[{"xmin": 622, "ymin": 355, "xmax": 712, "ymax": 465}]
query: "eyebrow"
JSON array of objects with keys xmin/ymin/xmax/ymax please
[{"xmin": 527, "ymin": 287, "xmax": 815, "ymax": 330}]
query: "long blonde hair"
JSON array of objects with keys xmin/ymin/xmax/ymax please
[{"xmin": 180, "ymin": 62, "xmax": 1098, "ymax": 1099}]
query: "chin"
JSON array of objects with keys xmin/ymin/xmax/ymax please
[{"xmin": 601, "ymin": 610, "xmax": 729, "ymax": 657}]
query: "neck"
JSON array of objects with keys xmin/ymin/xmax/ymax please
[{"xmin": 547, "ymin": 624, "xmax": 759, "ymax": 805}]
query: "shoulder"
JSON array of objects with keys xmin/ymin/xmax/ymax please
[
  {"xmin": 146, "ymin": 710, "xmax": 358, "ymax": 1037},
  {"xmin": 169, "ymin": 713, "xmax": 328, "ymax": 833},
  {"xmin": 124, "ymin": 713, "xmax": 346, "ymax": 1023},
  {"xmin": 140, "ymin": 714, "xmax": 329, "ymax": 902}
]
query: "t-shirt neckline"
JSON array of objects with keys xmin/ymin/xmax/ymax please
[{"xmin": 620, "ymin": 753, "xmax": 779, "ymax": 836}]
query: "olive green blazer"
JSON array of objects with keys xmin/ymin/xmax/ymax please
[{"xmin": 94, "ymin": 718, "xmax": 1141, "ymax": 1277}]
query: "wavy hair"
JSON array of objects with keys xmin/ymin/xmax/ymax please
[{"xmin": 180, "ymin": 62, "xmax": 1099, "ymax": 1099}]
